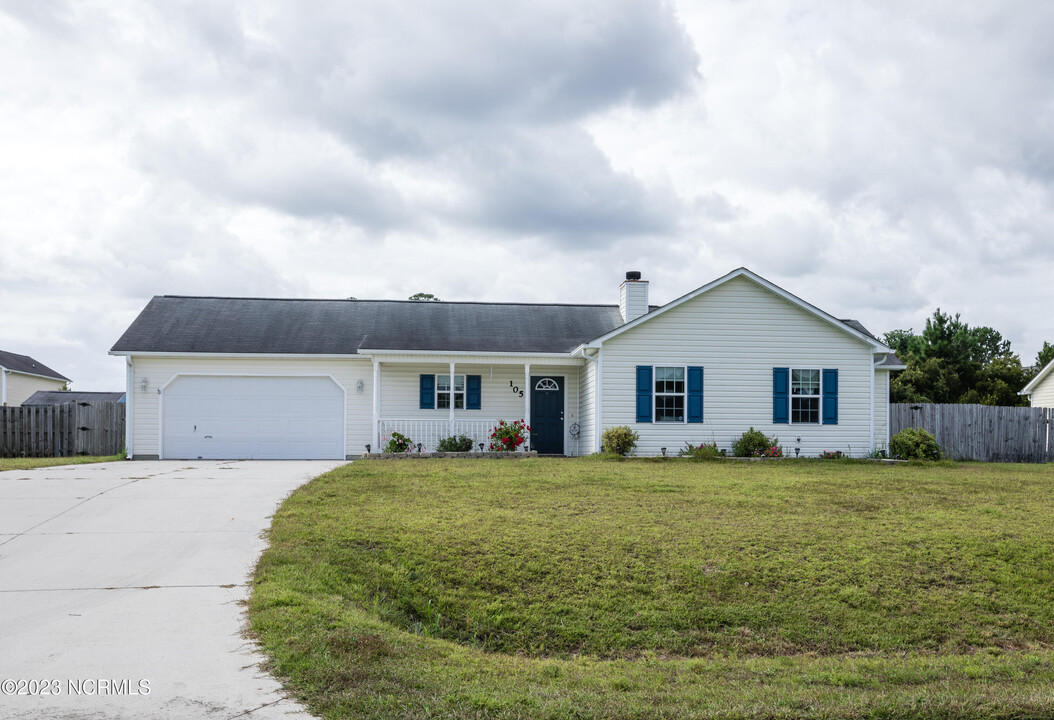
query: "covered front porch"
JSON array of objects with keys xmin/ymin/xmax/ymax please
[{"xmin": 362, "ymin": 351, "xmax": 585, "ymax": 455}]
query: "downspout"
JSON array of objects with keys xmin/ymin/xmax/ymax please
[
  {"xmin": 869, "ymin": 350, "xmax": 876, "ymax": 455},
  {"xmin": 372, "ymin": 357, "xmax": 381, "ymax": 452},
  {"xmin": 1, "ymin": 366, "xmax": 7, "ymax": 406},
  {"xmin": 595, "ymin": 347, "xmax": 603, "ymax": 454},
  {"xmin": 125, "ymin": 358, "xmax": 134, "ymax": 458}
]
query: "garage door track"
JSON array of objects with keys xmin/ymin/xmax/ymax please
[{"xmin": 0, "ymin": 460, "xmax": 342, "ymax": 719}]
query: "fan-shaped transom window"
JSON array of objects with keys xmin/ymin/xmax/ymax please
[{"xmin": 535, "ymin": 378, "xmax": 560, "ymax": 391}]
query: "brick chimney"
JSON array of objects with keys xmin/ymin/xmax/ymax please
[{"xmin": 619, "ymin": 271, "xmax": 649, "ymax": 323}]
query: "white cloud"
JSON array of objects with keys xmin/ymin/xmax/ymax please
[{"xmin": 1, "ymin": 0, "xmax": 1053, "ymax": 392}]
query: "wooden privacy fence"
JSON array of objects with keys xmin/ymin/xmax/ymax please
[
  {"xmin": 0, "ymin": 402, "xmax": 126, "ymax": 458},
  {"xmin": 891, "ymin": 403, "xmax": 1054, "ymax": 463}
]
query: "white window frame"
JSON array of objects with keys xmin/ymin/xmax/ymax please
[
  {"xmin": 790, "ymin": 367, "xmax": 821, "ymax": 425},
  {"xmin": 653, "ymin": 365, "xmax": 687, "ymax": 424},
  {"xmin": 435, "ymin": 374, "xmax": 466, "ymax": 410}
]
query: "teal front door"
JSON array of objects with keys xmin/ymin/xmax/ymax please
[{"xmin": 530, "ymin": 376, "xmax": 564, "ymax": 455}]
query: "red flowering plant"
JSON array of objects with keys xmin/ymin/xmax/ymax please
[{"xmin": 488, "ymin": 419, "xmax": 531, "ymax": 452}]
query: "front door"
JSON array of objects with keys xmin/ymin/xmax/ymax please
[{"xmin": 530, "ymin": 376, "xmax": 564, "ymax": 455}]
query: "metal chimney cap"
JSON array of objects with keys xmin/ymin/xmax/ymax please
[{"xmin": 625, "ymin": 271, "xmax": 642, "ymax": 281}]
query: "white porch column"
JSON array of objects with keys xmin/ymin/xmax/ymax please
[
  {"xmin": 449, "ymin": 362, "xmax": 456, "ymax": 431},
  {"xmin": 524, "ymin": 363, "xmax": 531, "ymax": 450},
  {"xmin": 372, "ymin": 357, "xmax": 380, "ymax": 452}
]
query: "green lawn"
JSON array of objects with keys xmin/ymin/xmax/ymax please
[
  {"xmin": 249, "ymin": 457, "xmax": 1054, "ymax": 719},
  {"xmin": 0, "ymin": 454, "xmax": 123, "ymax": 471}
]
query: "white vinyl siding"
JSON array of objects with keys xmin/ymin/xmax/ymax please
[
  {"xmin": 875, "ymin": 370, "xmax": 890, "ymax": 450},
  {"xmin": 579, "ymin": 361, "xmax": 596, "ymax": 454},
  {"xmin": 129, "ymin": 356, "xmax": 373, "ymax": 459},
  {"xmin": 1030, "ymin": 371, "xmax": 1054, "ymax": 408},
  {"xmin": 3, "ymin": 372, "xmax": 67, "ymax": 406},
  {"xmin": 599, "ymin": 275, "xmax": 876, "ymax": 457}
]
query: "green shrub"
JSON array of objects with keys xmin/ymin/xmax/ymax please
[
  {"xmin": 436, "ymin": 434, "xmax": 475, "ymax": 452},
  {"xmin": 382, "ymin": 431, "xmax": 414, "ymax": 453},
  {"xmin": 602, "ymin": 426, "xmax": 639, "ymax": 456},
  {"xmin": 732, "ymin": 427, "xmax": 779, "ymax": 457},
  {"xmin": 889, "ymin": 427, "xmax": 941, "ymax": 460},
  {"xmin": 679, "ymin": 441, "xmax": 723, "ymax": 460}
]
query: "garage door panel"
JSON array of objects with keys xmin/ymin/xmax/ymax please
[{"xmin": 162, "ymin": 376, "xmax": 344, "ymax": 460}]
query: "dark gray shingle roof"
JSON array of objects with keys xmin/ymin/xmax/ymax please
[
  {"xmin": 110, "ymin": 296, "xmax": 626, "ymax": 355},
  {"xmin": 0, "ymin": 350, "xmax": 69, "ymax": 381},
  {"xmin": 874, "ymin": 353, "xmax": 907, "ymax": 368},
  {"xmin": 23, "ymin": 391, "xmax": 125, "ymax": 406}
]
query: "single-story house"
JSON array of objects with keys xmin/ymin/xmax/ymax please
[
  {"xmin": 0, "ymin": 350, "xmax": 70, "ymax": 406},
  {"xmin": 1020, "ymin": 357, "xmax": 1054, "ymax": 407},
  {"xmin": 23, "ymin": 390, "xmax": 126, "ymax": 406},
  {"xmin": 109, "ymin": 268, "xmax": 905, "ymax": 460}
]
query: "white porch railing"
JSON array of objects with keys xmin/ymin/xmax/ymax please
[{"xmin": 378, "ymin": 419, "xmax": 502, "ymax": 453}]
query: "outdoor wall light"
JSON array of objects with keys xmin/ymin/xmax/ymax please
[
  {"xmin": 478, "ymin": 443, "xmax": 484, "ymax": 452},
  {"xmin": 795, "ymin": 447, "xmax": 800, "ymax": 457},
  {"xmin": 660, "ymin": 447, "xmax": 667, "ymax": 456},
  {"xmin": 365, "ymin": 444, "xmax": 371, "ymax": 453},
  {"xmin": 139, "ymin": 378, "xmax": 148, "ymax": 392},
  {"xmin": 356, "ymin": 379, "xmax": 365, "ymax": 393}
]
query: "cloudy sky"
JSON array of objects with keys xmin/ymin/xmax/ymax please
[{"xmin": 2, "ymin": 0, "xmax": 1052, "ymax": 391}]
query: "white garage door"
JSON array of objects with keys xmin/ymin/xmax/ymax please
[{"xmin": 162, "ymin": 375, "xmax": 344, "ymax": 460}]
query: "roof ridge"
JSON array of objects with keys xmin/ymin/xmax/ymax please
[{"xmin": 157, "ymin": 295, "xmax": 620, "ymax": 308}]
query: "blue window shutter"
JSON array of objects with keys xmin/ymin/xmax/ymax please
[
  {"xmin": 822, "ymin": 369, "xmax": 838, "ymax": 425},
  {"xmin": 635, "ymin": 366, "xmax": 653, "ymax": 423},
  {"xmin": 419, "ymin": 374, "xmax": 435, "ymax": 409},
  {"xmin": 687, "ymin": 366, "xmax": 704, "ymax": 423},
  {"xmin": 466, "ymin": 375, "xmax": 482, "ymax": 410},
  {"xmin": 773, "ymin": 367, "xmax": 789, "ymax": 424}
]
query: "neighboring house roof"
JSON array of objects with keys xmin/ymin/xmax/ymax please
[
  {"xmin": 109, "ymin": 269, "xmax": 889, "ymax": 356},
  {"xmin": 874, "ymin": 353, "xmax": 907, "ymax": 370},
  {"xmin": 0, "ymin": 349, "xmax": 70, "ymax": 381},
  {"xmin": 23, "ymin": 391, "xmax": 125, "ymax": 406},
  {"xmin": 1020, "ymin": 357, "xmax": 1054, "ymax": 395},
  {"xmin": 110, "ymin": 296, "xmax": 626, "ymax": 355}
]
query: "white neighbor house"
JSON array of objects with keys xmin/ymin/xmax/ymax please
[
  {"xmin": 1020, "ymin": 357, "xmax": 1054, "ymax": 407},
  {"xmin": 109, "ymin": 268, "xmax": 905, "ymax": 460},
  {"xmin": 0, "ymin": 350, "xmax": 70, "ymax": 406}
]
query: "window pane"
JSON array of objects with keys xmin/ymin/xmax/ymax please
[
  {"xmin": 792, "ymin": 397, "xmax": 819, "ymax": 423},
  {"xmin": 454, "ymin": 375, "xmax": 465, "ymax": 392},
  {"xmin": 454, "ymin": 393, "xmax": 464, "ymax": 409},
  {"xmin": 437, "ymin": 392, "xmax": 450, "ymax": 409},
  {"xmin": 437, "ymin": 375, "xmax": 451, "ymax": 391},
  {"xmin": 656, "ymin": 395, "xmax": 684, "ymax": 422},
  {"xmin": 792, "ymin": 369, "xmax": 819, "ymax": 395}
]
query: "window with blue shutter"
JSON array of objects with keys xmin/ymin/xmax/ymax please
[
  {"xmin": 687, "ymin": 366, "xmax": 704, "ymax": 423},
  {"xmin": 773, "ymin": 367, "xmax": 789, "ymax": 423},
  {"xmin": 635, "ymin": 366, "xmax": 653, "ymax": 423},
  {"xmin": 466, "ymin": 375, "xmax": 482, "ymax": 410},
  {"xmin": 419, "ymin": 374, "xmax": 435, "ymax": 409},
  {"xmin": 822, "ymin": 369, "xmax": 838, "ymax": 425}
]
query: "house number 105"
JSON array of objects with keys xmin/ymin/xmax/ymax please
[{"xmin": 508, "ymin": 381, "xmax": 524, "ymax": 397}]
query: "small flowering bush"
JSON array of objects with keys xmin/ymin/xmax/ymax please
[
  {"xmin": 731, "ymin": 427, "xmax": 779, "ymax": 457},
  {"xmin": 382, "ymin": 431, "xmax": 414, "ymax": 453},
  {"xmin": 679, "ymin": 441, "xmax": 723, "ymax": 460},
  {"xmin": 819, "ymin": 450, "xmax": 844, "ymax": 460},
  {"xmin": 753, "ymin": 444, "xmax": 784, "ymax": 458},
  {"xmin": 489, "ymin": 419, "xmax": 531, "ymax": 451}
]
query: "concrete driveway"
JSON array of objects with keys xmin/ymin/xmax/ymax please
[{"xmin": 0, "ymin": 459, "xmax": 344, "ymax": 720}]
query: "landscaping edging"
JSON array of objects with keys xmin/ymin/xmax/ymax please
[{"xmin": 360, "ymin": 451, "xmax": 539, "ymax": 460}]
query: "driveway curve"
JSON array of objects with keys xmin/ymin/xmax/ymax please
[{"xmin": 0, "ymin": 460, "xmax": 343, "ymax": 720}]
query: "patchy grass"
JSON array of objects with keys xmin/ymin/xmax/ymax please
[
  {"xmin": 0, "ymin": 454, "xmax": 123, "ymax": 471},
  {"xmin": 249, "ymin": 457, "xmax": 1054, "ymax": 719}
]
